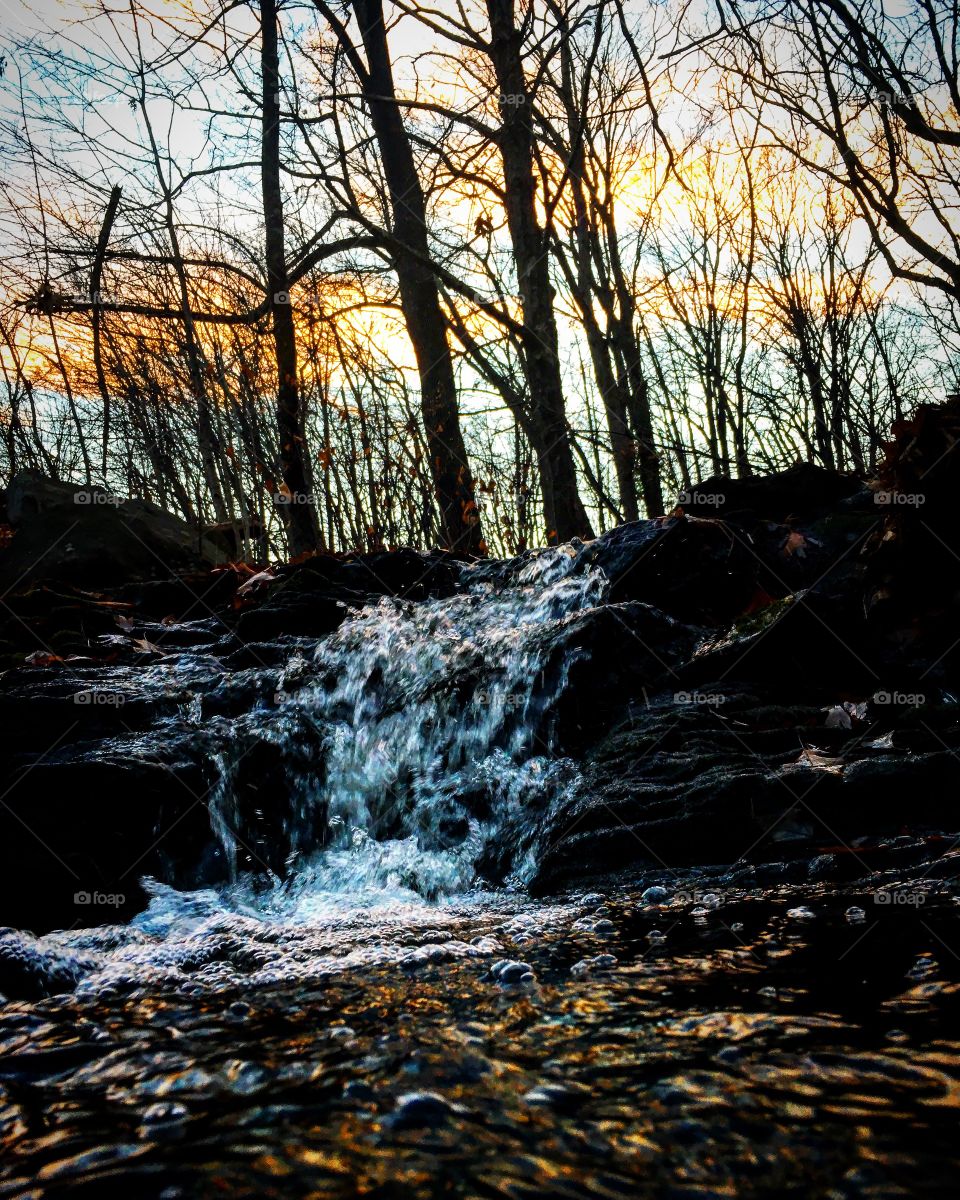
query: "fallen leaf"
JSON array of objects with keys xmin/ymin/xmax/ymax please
[
  {"xmin": 792, "ymin": 746, "xmax": 844, "ymax": 774},
  {"xmin": 115, "ymin": 614, "xmax": 135, "ymax": 632},
  {"xmin": 782, "ymin": 530, "xmax": 807, "ymax": 558},
  {"xmin": 132, "ymin": 638, "xmax": 165, "ymax": 655},
  {"xmin": 237, "ymin": 569, "xmax": 278, "ymax": 597},
  {"xmin": 824, "ymin": 705, "xmax": 852, "ymax": 729},
  {"xmin": 742, "ymin": 586, "xmax": 778, "ymax": 616},
  {"xmin": 24, "ymin": 650, "xmax": 64, "ymax": 666}
]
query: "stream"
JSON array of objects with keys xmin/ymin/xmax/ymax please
[{"xmin": 2, "ymin": 547, "xmax": 959, "ymax": 1197}]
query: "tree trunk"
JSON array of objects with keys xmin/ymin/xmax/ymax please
[
  {"xmin": 91, "ymin": 185, "xmax": 122, "ymax": 485},
  {"xmin": 484, "ymin": 0, "xmax": 593, "ymax": 543},
  {"xmin": 350, "ymin": 0, "xmax": 485, "ymax": 555},
  {"xmin": 261, "ymin": 0, "xmax": 322, "ymax": 556}
]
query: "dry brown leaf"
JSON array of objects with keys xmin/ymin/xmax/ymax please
[
  {"xmin": 132, "ymin": 638, "xmax": 164, "ymax": 655},
  {"xmin": 24, "ymin": 650, "xmax": 64, "ymax": 666},
  {"xmin": 792, "ymin": 746, "xmax": 844, "ymax": 774}
]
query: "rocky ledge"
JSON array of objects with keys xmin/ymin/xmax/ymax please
[{"xmin": 2, "ymin": 399, "xmax": 960, "ymax": 931}]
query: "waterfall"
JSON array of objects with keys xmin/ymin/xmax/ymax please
[{"xmin": 207, "ymin": 545, "xmax": 606, "ymax": 902}]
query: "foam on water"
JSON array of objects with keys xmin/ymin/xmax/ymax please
[
  {"xmin": 1, "ymin": 546, "xmax": 609, "ymax": 999},
  {"xmin": 206, "ymin": 543, "xmax": 604, "ymax": 896},
  {"xmin": 3, "ymin": 875, "xmax": 586, "ymax": 1002}
]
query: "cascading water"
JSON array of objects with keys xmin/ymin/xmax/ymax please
[
  {"xmin": 0, "ymin": 546, "xmax": 610, "ymax": 1000},
  {"xmin": 207, "ymin": 544, "xmax": 607, "ymax": 905}
]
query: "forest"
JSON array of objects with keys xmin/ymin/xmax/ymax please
[{"xmin": 2, "ymin": 0, "xmax": 958, "ymax": 558}]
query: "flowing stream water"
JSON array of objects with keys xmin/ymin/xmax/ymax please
[{"xmin": 2, "ymin": 546, "xmax": 960, "ymax": 1197}]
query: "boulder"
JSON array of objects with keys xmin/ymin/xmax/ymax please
[
  {"xmin": 678, "ymin": 461, "xmax": 866, "ymax": 521},
  {"xmin": 0, "ymin": 471, "xmax": 231, "ymax": 592},
  {"xmin": 577, "ymin": 511, "xmax": 854, "ymax": 624},
  {"xmin": 236, "ymin": 547, "xmax": 462, "ymax": 640}
]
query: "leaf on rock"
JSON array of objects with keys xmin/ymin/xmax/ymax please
[
  {"xmin": 742, "ymin": 585, "xmax": 778, "ymax": 616},
  {"xmin": 792, "ymin": 746, "xmax": 844, "ymax": 774},
  {"xmin": 824, "ymin": 705, "xmax": 852, "ymax": 729},
  {"xmin": 132, "ymin": 637, "xmax": 164, "ymax": 655},
  {"xmin": 237, "ymin": 569, "xmax": 278, "ymax": 597},
  {"xmin": 782, "ymin": 530, "xmax": 807, "ymax": 558}
]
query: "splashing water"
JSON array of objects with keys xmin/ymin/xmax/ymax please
[
  {"xmin": 203, "ymin": 545, "xmax": 606, "ymax": 906},
  {"xmin": 0, "ymin": 548, "xmax": 611, "ymax": 1000}
]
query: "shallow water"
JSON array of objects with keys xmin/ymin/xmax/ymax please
[{"xmin": 3, "ymin": 877, "xmax": 960, "ymax": 1198}]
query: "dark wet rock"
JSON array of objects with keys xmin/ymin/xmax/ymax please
[
  {"xmin": 807, "ymin": 853, "xmax": 840, "ymax": 881},
  {"xmin": 0, "ymin": 752, "xmax": 214, "ymax": 932},
  {"xmin": 682, "ymin": 590, "xmax": 879, "ymax": 691},
  {"xmin": 531, "ymin": 688, "xmax": 960, "ymax": 893},
  {"xmin": 387, "ymin": 1090, "xmax": 457, "ymax": 1130},
  {"xmin": 544, "ymin": 601, "xmax": 706, "ymax": 751},
  {"xmin": 235, "ymin": 548, "xmax": 462, "ymax": 641},
  {"xmin": 577, "ymin": 514, "xmax": 770, "ymax": 623},
  {"xmin": 235, "ymin": 588, "xmax": 353, "ymax": 641},
  {"xmin": 576, "ymin": 502, "xmax": 874, "ymax": 628}
]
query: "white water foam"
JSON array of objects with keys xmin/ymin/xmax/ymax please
[
  {"xmin": 0, "ymin": 547, "xmax": 608, "ymax": 999},
  {"xmin": 207, "ymin": 544, "xmax": 605, "ymax": 900}
]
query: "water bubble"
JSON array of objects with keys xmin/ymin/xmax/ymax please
[
  {"xmin": 522, "ymin": 1082, "xmax": 589, "ymax": 1113},
  {"xmin": 389, "ymin": 1090, "xmax": 457, "ymax": 1129},
  {"xmin": 641, "ymin": 886, "xmax": 670, "ymax": 905},
  {"xmin": 570, "ymin": 954, "xmax": 618, "ymax": 977},
  {"xmin": 488, "ymin": 959, "xmax": 536, "ymax": 987}
]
